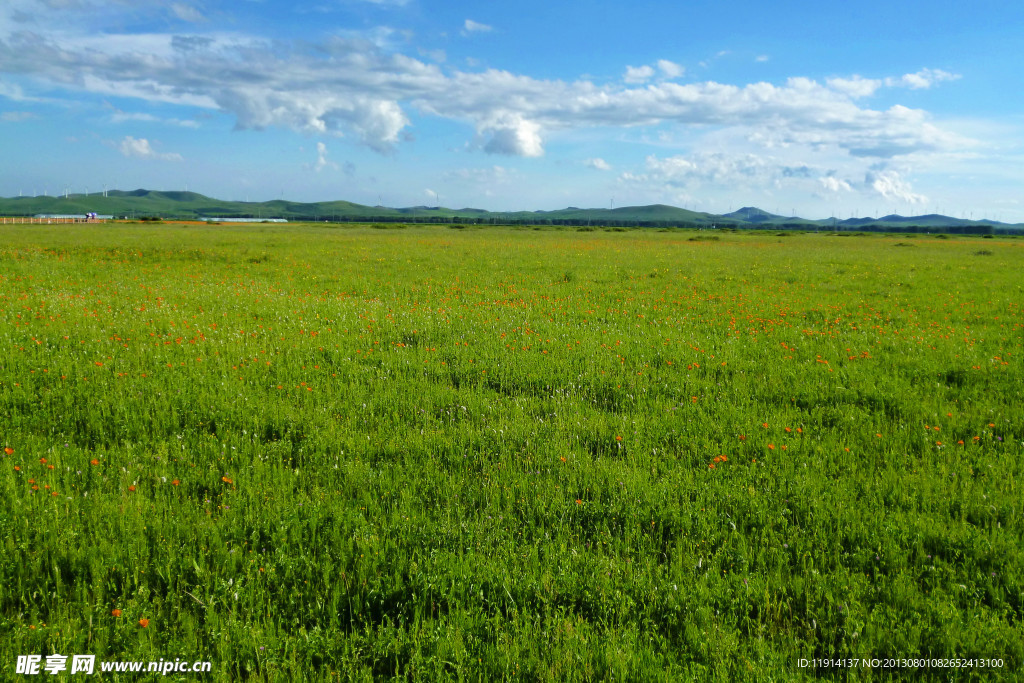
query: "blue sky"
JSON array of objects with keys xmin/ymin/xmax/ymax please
[{"xmin": 1, "ymin": 0, "xmax": 1022, "ymax": 220}]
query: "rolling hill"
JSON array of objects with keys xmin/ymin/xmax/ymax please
[{"xmin": 0, "ymin": 191, "xmax": 1019, "ymax": 232}]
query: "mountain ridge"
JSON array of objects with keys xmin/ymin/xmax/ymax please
[{"xmin": 1, "ymin": 190, "xmax": 1019, "ymax": 230}]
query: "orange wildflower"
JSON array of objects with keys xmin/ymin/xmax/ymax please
[
  {"xmin": 172, "ymin": 479, "xmax": 180, "ymax": 486},
  {"xmin": 128, "ymin": 485, "xmax": 136, "ymax": 492},
  {"xmin": 111, "ymin": 609, "xmax": 122, "ymax": 617},
  {"xmin": 90, "ymin": 459, "xmax": 99, "ymax": 466},
  {"xmin": 138, "ymin": 618, "xmax": 149, "ymax": 628},
  {"xmin": 4, "ymin": 447, "xmax": 12, "ymax": 455}
]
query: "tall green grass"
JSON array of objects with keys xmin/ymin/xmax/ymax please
[{"xmin": 1, "ymin": 223, "xmax": 1021, "ymax": 680}]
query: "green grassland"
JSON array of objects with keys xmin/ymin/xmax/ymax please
[{"xmin": 1, "ymin": 223, "xmax": 1021, "ymax": 681}]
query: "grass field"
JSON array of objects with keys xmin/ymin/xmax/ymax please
[{"xmin": 1, "ymin": 222, "xmax": 1021, "ymax": 681}]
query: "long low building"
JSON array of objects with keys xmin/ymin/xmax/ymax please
[
  {"xmin": 200, "ymin": 217, "xmax": 288, "ymax": 223},
  {"xmin": 34, "ymin": 214, "xmax": 114, "ymax": 220}
]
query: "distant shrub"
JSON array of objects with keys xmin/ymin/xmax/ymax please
[
  {"xmin": 893, "ymin": 242, "xmax": 914, "ymax": 247},
  {"xmin": 974, "ymin": 249, "xmax": 994, "ymax": 256},
  {"xmin": 688, "ymin": 235, "xmax": 720, "ymax": 242},
  {"xmin": 576, "ymin": 227, "xmax": 595, "ymax": 232}
]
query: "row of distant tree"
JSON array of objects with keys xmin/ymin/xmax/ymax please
[
  {"xmin": 47, "ymin": 212, "xmax": 1012, "ymax": 234},
  {"xmin": 229, "ymin": 215, "xmax": 1009, "ymax": 234}
]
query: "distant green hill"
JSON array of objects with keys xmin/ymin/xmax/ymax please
[{"xmin": 1, "ymin": 191, "xmax": 1020, "ymax": 232}]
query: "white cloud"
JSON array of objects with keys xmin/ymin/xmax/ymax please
[
  {"xmin": 829, "ymin": 69, "xmax": 960, "ymax": 98},
  {"xmin": 755, "ymin": 55, "xmax": 769, "ymax": 63},
  {"xmin": 656, "ymin": 59, "xmax": 684, "ymax": 79},
  {"xmin": 463, "ymin": 19, "xmax": 492, "ymax": 34},
  {"xmin": 312, "ymin": 141, "xmax": 338, "ymax": 172},
  {"xmin": 117, "ymin": 135, "xmax": 182, "ymax": 161},
  {"xmin": 109, "ymin": 109, "xmax": 200, "ymax": 128},
  {"xmin": 826, "ymin": 75, "xmax": 882, "ymax": 98},
  {"xmin": 621, "ymin": 151, "xmax": 854, "ymax": 201},
  {"xmin": 623, "ymin": 65, "xmax": 655, "ymax": 83},
  {"xmin": 0, "ymin": 22, "xmax": 972, "ymax": 162},
  {"xmin": 819, "ymin": 175, "xmax": 853, "ymax": 193},
  {"xmin": 170, "ymin": 3, "xmax": 204, "ymax": 23},
  {"xmin": 479, "ymin": 112, "xmax": 543, "ymax": 157},
  {"xmin": 866, "ymin": 169, "xmax": 926, "ymax": 204},
  {"xmin": 888, "ymin": 68, "xmax": 959, "ymax": 90},
  {"xmin": 584, "ymin": 157, "xmax": 611, "ymax": 171}
]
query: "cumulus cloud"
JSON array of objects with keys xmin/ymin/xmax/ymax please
[
  {"xmin": 826, "ymin": 75, "xmax": 881, "ymax": 98},
  {"xmin": 463, "ymin": 19, "xmax": 492, "ymax": 34},
  {"xmin": 117, "ymin": 136, "xmax": 182, "ymax": 161},
  {"xmin": 0, "ymin": 20, "xmax": 971, "ymax": 161},
  {"xmin": 617, "ymin": 150, "xmax": 936, "ymax": 211},
  {"xmin": 170, "ymin": 3, "xmax": 204, "ymax": 23},
  {"xmin": 819, "ymin": 175, "xmax": 853, "ymax": 194},
  {"xmin": 312, "ymin": 141, "xmax": 338, "ymax": 172},
  {"xmin": 866, "ymin": 169, "xmax": 926, "ymax": 204},
  {"xmin": 621, "ymin": 152, "xmax": 854, "ymax": 199},
  {"xmin": 480, "ymin": 113, "xmax": 543, "ymax": 157},
  {"xmin": 584, "ymin": 157, "xmax": 611, "ymax": 171},
  {"xmin": 623, "ymin": 65, "xmax": 655, "ymax": 84},
  {"xmin": 656, "ymin": 59, "xmax": 684, "ymax": 79},
  {"xmin": 828, "ymin": 68, "xmax": 960, "ymax": 98},
  {"xmin": 889, "ymin": 68, "xmax": 959, "ymax": 90},
  {"xmin": 625, "ymin": 152, "xmax": 805, "ymax": 188},
  {"xmin": 109, "ymin": 109, "xmax": 200, "ymax": 127}
]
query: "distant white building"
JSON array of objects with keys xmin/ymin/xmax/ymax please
[
  {"xmin": 34, "ymin": 214, "xmax": 113, "ymax": 220},
  {"xmin": 199, "ymin": 217, "xmax": 288, "ymax": 223}
]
